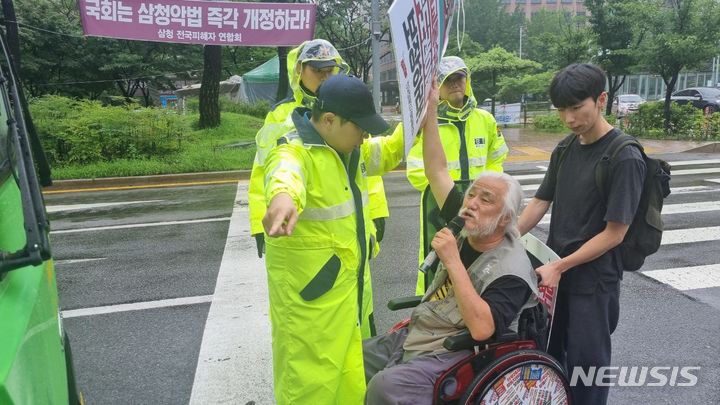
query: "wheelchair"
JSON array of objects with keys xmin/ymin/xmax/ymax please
[{"xmin": 386, "ymin": 180, "xmax": 572, "ymax": 404}]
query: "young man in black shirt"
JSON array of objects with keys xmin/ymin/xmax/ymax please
[
  {"xmin": 518, "ymin": 63, "xmax": 646, "ymax": 404},
  {"xmin": 362, "ymin": 83, "xmax": 538, "ymax": 404}
]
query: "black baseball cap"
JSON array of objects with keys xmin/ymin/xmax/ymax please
[
  {"xmin": 305, "ymin": 59, "xmax": 339, "ymax": 69},
  {"xmin": 316, "ymin": 74, "xmax": 389, "ymax": 135}
]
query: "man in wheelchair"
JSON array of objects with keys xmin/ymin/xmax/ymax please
[{"xmin": 362, "ymin": 86, "xmax": 540, "ymax": 403}]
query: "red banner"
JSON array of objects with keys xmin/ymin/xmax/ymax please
[{"xmin": 78, "ymin": 0, "xmax": 316, "ymax": 46}]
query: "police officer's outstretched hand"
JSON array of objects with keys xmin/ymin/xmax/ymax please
[{"xmin": 264, "ymin": 192, "xmax": 298, "ymax": 237}]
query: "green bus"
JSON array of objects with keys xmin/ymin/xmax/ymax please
[{"xmin": 0, "ymin": 32, "xmax": 81, "ymax": 404}]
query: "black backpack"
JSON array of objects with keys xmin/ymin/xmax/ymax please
[{"xmin": 555, "ymin": 132, "xmax": 671, "ymax": 271}]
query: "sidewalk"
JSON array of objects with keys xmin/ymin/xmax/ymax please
[{"xmin": 43, "ymin": 128, "xmax": 719, "ymax": 193}]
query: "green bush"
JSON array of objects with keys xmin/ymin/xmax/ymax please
[
  {"xmin": 31, "ymin": 95, "xmax": 189, "ymax": 165},
  {"xmin": 532, "ymin": 113, "xmax": 566, "ymax": 132},
  {"xmin": 626, "ymin": 101, "xmax": 703, "ymax": 139}
]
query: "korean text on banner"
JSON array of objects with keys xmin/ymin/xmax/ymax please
[
  {"xmin": 79, "ymin": 0, "xmax": 316, "ymax": 47},
  {"xmin": 388, "ymin": 0, "xmax": 457, "ymax": 156}
]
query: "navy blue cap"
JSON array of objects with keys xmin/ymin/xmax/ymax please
[{"xmin": 316, "ymin": 74, "xmax": 389, "ymax": 135}]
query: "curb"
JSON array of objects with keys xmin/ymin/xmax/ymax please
[{"xmin": 44, "ymin": 170, "xmax": 250, "ymax": 192}]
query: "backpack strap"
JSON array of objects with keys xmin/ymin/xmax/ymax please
[
  {"xmin": 595, "ymin": 133, "xmax": 645, "ymax": 203},
  {"xmin": 552, "ymin": 133, "xmax": 577, "ymax": 175}
]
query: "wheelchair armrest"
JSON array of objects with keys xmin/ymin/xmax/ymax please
[
  {"xmin": 387, "ymin": 296, "xmax": 422, "ymax": 310},
  {"xmin": 443, "ymin": 330, "xmax": 520, "ymax": 351}
]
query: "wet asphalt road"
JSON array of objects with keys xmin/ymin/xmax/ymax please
[{"xmin": 45, "ymin": 153, "xmax": 720, "ymax": 404}]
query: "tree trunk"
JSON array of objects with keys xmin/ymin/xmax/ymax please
[
  {"xmin": 276, "ymin": 46, "xmax": 289, "ymax": 102},
  {"xmin": 663, "ymin": 73, "xmax": 679, "ymax": 132},
  {"xmin": 605, "ymin": 74, "xmax": 627, "ymax": 116},
  {"xmin": 199, "ymin": 45, "xmax": 222, "ymax": 128},
  {"xmin": 2, "ymin": 0, "xmax": 52, "ymax": 186}
]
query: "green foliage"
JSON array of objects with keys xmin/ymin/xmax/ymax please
[
  {"xmin": 31, "ymin": 96, "xmax": 189, "ymax": 165},
  {"xmin": 525, "ymin": 10, "xmax": 595, "ymax": 70},
  {"xmin": 30, "ymin": 98, "xmax": 264, "ymax": 179},
  {"xmin": 219, "ymin": 98, "xmax": 271, "ymax": 118},
  {"xmin": 626, "ymin": 101, "xmax": 704, "ymax": 138},
  {"xmin": 497, "ymin": 71, "xmax": 555, "ymax": 103},
  {"xmin": 532, "ymin": 113, "xmax": 567, "ymax": 133}
]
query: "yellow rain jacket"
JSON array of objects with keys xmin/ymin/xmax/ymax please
[
  {"xmin": 264, "ymin": 108, "xmax": 403, "ymax": 404},
  {"xmin": 247, "ymin": 40, "xmax": 393, "ymax": 338},
  {"xmin": 403, "ymin": 57, "xmax": 509, "ymax": 294}
]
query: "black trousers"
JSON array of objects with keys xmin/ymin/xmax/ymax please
[{"xmin": 549, "ymin": 282, "xmax": 620, "ymax": 405}]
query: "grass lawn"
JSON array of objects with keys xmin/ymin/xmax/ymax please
[{"xmin": 51, "ymin": 112, "xmax": 263, "ymax": 180}]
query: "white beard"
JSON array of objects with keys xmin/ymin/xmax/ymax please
[{"xmin": 461, "ymin": 213, "xmax": 502, "ymax": 239}]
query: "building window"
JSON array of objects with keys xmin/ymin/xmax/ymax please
[
  {"xmin": 561, "ymin": 0, "xmax": 573, "ymax": 3},
  {"xmin": 531, "ymin": 0, "xmax": 541, "ymax": 3},
  {"xmin": 516, "ymin": 0, "xmax": 526, "ymax": 4},
  {"xmin": 546, "ymin": 0, "xmax": 556, "ymax": 3}
]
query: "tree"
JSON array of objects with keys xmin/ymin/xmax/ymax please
[
  {"xmin": 315, "ymin": 0, "xmax": 389, "ymax": 80},
  {"xmin": 2, "ymin": 0, "xmax": 52, "ymax": 186},
  {"xmin": 586, "ymin": 0, "xmax": 644, "ymax": 115},
  {"xmin": 466, "ymin": 47, "xmax": 540, "ymax": 114},
  {"xmin": 525, "ymin": 10, "xmax": 595, "ymax": 71},
  {"xmin": 14, "ymin": 0, "xmax": 202, "ymax": 103},
  {"xmin": 462, "ymin": 0, "xmax": 523, "ymax": 52},
  {"xmin": 497, "ymin": 71, "xmax": 554, "ymax": 103},
  {"xmin": 198, "ymin": 45, "xmax": 222, "ymax": 128},
  {"xmin": 637, "ymin": 0, "xmax": 720, "ymax": 130}
]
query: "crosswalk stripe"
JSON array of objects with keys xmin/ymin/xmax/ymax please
[
  {"xmin": 666, "ymin": 159, "xmax": 720, "ymax": 166},
  {"xmin": 662, "ymin": 226, "xmax": 720, "ymax": 245},
  {"xmin": 535, "ymin": 201, "xmax": 720, "ymax": 226},
  {"xmin": 642, "ymin": 264, "xmax": 720, "ymax": 291},
  {"xmin": 707, "ymin": 178, "xmax": 720, "ymax": 184},
  {"xmin": 672, "ymin": 167, "xmax": 720, "ymax": 176}
]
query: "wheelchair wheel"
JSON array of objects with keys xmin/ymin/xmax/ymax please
[{"xmin": 459, "ymin": 349, "xmax": 570, "ymax": 405}]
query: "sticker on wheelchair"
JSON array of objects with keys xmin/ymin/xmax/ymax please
[{"xmin": 478, "ymin": 363, "xmax": 569, "ymax": 404}]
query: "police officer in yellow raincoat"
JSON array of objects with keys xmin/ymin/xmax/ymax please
[
  {"xmin": 248, "ymin": 39, "xmax": 392, "ymax": 337},
  {"xmin": 263, "ymin": 74, "xmax": 403, "ymax": 404},
  {"xmin": 400, "ymin": 56, "xmax": 509, "ymax": 294}
]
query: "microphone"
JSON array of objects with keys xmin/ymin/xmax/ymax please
[{"xmin": 419, "ymin": 216, "xmax": 466, "ymax": 273}]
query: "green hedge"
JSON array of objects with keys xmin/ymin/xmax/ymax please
[
  {"xmin": 625, "ymin": 101, "xmax": 703, "ymax": 139},
  {"xmin": 532, "ymin": 113, "xmax": 566, "ymax": 132},
  {"xmin": 31, "ymin": 95, "xmax": 188, "ymax": 165}
]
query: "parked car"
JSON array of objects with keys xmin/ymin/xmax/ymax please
[
  {"xmin": 670, "ymin": 87, "xmax": 720, "ymax": 114},
  {"xmin": 611, "ymin": 94, "xmax": 645, "ymax": 117}
]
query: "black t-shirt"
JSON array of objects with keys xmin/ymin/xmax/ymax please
[
  {"xmin": 536, "ymin": 129, "xmax": 646, "ymax": 293},
  {"xmin": 438, "ymin": 187, "xmax": 532, "ymax": 335}
]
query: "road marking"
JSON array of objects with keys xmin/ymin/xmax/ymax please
[
  {"xmin": 667, "ymin": 159, "xmax": 720, "ymax": 166},
  {"xmin": 662, "ymin": 226, "xmax": 720, "ymax": 245},
  {"xmin": 54, "ymin": 258, "xmax": 106, "ymax": 265},
  {"xmin": 670, "ymin": 186, "xmax": 712, "ymax": 194},
  {"xmin": 536, "ymin": 165, "xmax": 548, "ymax": 171},
  {"xmin": 536, "ymin": 201, "xmax": 720, "ymax": 226},
  {"xmin": 46, "ymin": 200, "xmax": 163, "ymax": 213},
  {"xmin": 190, "ymin": 183, "xmax": 273, "ymax": 404},
  {"xmin": 661, "ymin": 201, "xmax": 720, "ymax": 214},
  {"xmin": 43, "ymin": 180, "xmax": 243, "ymax": 195},
  {"xmin": 513, "ymin": 173, "xmax": 546, "ymax": 181},
  {"xmin": 672, "ymin": 167, "xmax": 720, "ymax": 176},
  {"xmin": 50, "ymin": 217, "xmax": 231, "ymax": 234},
  {"xmin": 61, "ymin": 295, "xmax": 213, "ymax": 318},
  {"xmin": 707, "ymin": 178, "xmax": 720, "ymax": 184},
  {"xmin": 522, "ymin": 184, "xmax": 540, "ymax": 191},
  {"xmin": 642, "ymin": 264, "xmax": 720, "ymax": 291}
]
